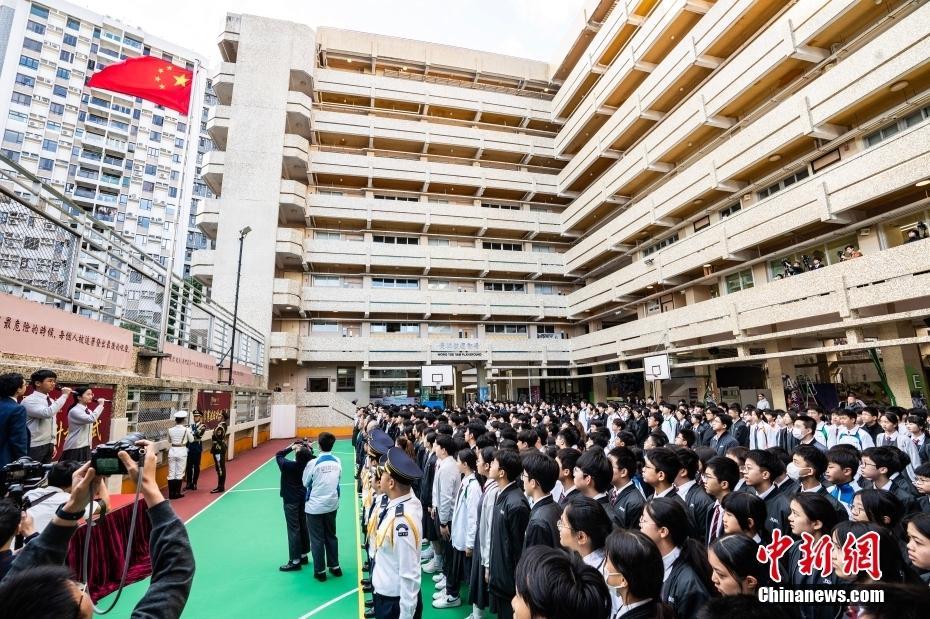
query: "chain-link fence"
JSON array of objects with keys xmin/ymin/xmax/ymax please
[
  {"xmin": 0, "ymin": 151, "xmax": 265, "ymax": 374},
  {"xmin": 126, "ymin": 388, "xmax": 192, "ymax": 441}
]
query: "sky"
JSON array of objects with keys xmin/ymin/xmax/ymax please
[{"xmin": 72, "ymin": 0, "xmax": 589, "ymax": 68}]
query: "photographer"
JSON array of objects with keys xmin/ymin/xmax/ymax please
[
  {"xmin": 276, "ymin": 440, "xmax": 314, "ymax": 571},
  {"xmin": 24, "ymin": 460, "xmax": 109, "ymax": 534},
  {"xmin": 0, "ymin": 440, "xmax": 195, "ymax": 618}
]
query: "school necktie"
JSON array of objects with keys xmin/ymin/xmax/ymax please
[
  {"xmin": 47, "ymin": 395, "xmax": 52, "ymax": 406},
  {"xmin": 708, "ymin": 504, "xmax": 723, "ymax": 544}
]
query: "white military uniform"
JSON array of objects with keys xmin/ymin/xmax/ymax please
[
  {"xmin": 167, "ymin": 413, "xmax": 193, "ymax": 481},
  {"xmin": 372, "ymin": 491, "xmax": 423, "ymax": 619}
]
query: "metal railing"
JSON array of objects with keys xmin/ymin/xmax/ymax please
[
  {"xmin": 126, "ymin": 388, "xmax": 192, "ymax": 441},
  {"xmin": 0, "ymin": 152, "xmax": 265, "ymax": 375}
]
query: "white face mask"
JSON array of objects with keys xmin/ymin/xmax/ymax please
[
  {"xmin": 792, "ymin": 428, "xmax": 806, "ymax": 440},
  {"xmin": 785, "ymin": 462, "xmax": 811, "ymax": 481}
]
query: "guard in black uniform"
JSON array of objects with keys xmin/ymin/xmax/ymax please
[{"xmin": 185, "ymin": 410, "xmax": 206, "ymax": 491}]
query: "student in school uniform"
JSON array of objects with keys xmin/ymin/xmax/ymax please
[
  {"xmin": 825, "ymin": 445, "xmax": 866, "ymax": 516},
  {"xmin": 520, "ymin": 452, "xmax": 562, "ymax": 549},
  {"xmin": 433, "ymin": 448, "xmax": 480, "ymax": 609},
  {"xmin": 603, "ymin": 529, "xmax": 676, "ymax": 619},
  {"xmin": 860, "ymin": 446, "xmax": 920, "ymax": 515},
  {"xmin": 829, "ymin": 408, "xmax": 875, "ymax": 450},
  {"xmin": 468, "ymin": 447, "xmax": 499, "ymax": 619},
  {"xmin": 784, "ymin": 493, "xmax": 845, "ymax": 619},
  {"xmin": 606, "ymin": 446, "xmax": 645, "ymax": 530}
]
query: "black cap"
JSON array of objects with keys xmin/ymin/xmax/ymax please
[
  {"xmin": 367, "ymin": 428, "xmax": 393, "ymax": 457},
  {"xmin": 383, "ymin": 447, "xmax": 423, "ymax": 485}
]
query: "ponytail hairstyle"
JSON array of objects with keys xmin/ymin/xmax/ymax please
[
  {"xmin": 456, "ymin": 447, "xmax": 477, "ymax": 474},
  {"xmin": 72, "ymin": 385, "xmax": 93, "ymax": 407},
  {"xmin": 645, "ymin": 497, "xmax": 715, "ymax": 593},
  {"xmin": 709, "ymin": 534, "xmax": 771, "ymax": 593}
]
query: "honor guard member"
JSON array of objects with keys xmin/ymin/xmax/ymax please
[
  {"xmin": 167, "ymin": 410, "xmax": 193, "ymax": 500},
  {"xmin": 185, "ymin": 411, "xmax": 206, "ymax": 491},
  {"xmin": 362, "ymin": 430, "xmax": 395, "ymax": 571},
  {"xmin": 371, "ymin": 447, "xmax": 424, "ymax": 619}
]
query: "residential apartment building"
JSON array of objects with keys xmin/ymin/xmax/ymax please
[
  {"xmin": 0, "ymin": 0, "xmax": 207, "ymax": 293},
  {"xmin": 186, "ymin": 79, "xmax": 215, "ymax": 280},
  {"xmin": 201, "ymin": 1, "xmax": 930, "ymax": 424}
]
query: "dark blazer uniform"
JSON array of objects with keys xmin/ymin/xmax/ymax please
[
  {"xmin": 612, "ymin": 483, "xmax": 645, "ymax": 530},
  {"xmin": 682, "ymin": 483, "xmax": 715, "ymax": 541},
  {"xmin": 616, "ymin": 600, "xmax": 664, "ymax": 619},
  {"xmin": 781, "ymin": 541, "xmax": 844, "ymax": 619},
  {"xmin": 731, "ymin": 418, "xmax": 750, "ymax": 447},
  {"xmin": 890, "ymin": 474, "xmax": 920, "ymax": 514},
  {"xmin": 661, "ymin": 556, "xmax": 711, "ymax": 619},
  {"xmin": 0, "ymin": 398, "xmax": 28, "ymax": 468},
  {"xmin": 752, "ymin": 484, "xmax": 789, "ymax": 539},
  {"xmin": 523, "ymin": 494, "xmax": 562, "ymax": 549},
  {"xmin": 488, "ymin": 482, "xmax": 531, "ymax": 619},
  {"xmin": 710, "ymin": 432, "xmax": 739, "ymax": 456}
]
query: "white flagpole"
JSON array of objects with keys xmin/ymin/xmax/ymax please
[{"xmin": 156, "ymin": 59, "xmax": 201, "ymax": 368}]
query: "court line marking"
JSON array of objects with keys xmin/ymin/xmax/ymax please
[
  {"xmin": 184, "ymin": 455, "xmax": 272, "ymax": 525},
  {"xmin": 226, "ymin": 483, "xmax": 357, "ymax": 494},
  {"xmin": 296, "ymin": 587, "xmax": 359, "ymax": 619}
]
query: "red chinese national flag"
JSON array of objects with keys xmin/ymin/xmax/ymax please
[{"xmin": 88, "ymin": 56, "xmax": 194, "ymax": 115}]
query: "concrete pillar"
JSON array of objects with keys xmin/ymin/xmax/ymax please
[
  {"xmin": 878, "ymin": 322, "xmax": 924, "ymax": 407},
  {"xmin": 454, "ymin": 368, "xmax": 464, "ymax": 407},
  {"xmin": 764, "ymin": 340, "xmax": 795, "ymax": 410},
  {"xmin": 476, "ymin": 364, "xmax": 488, "ymax": 402},
  {"xmin": 593, "ymin": 371, "xmax": 608, "ymax": 402}
]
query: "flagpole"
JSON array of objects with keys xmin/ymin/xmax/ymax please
[{"xmin": 156, "ymin": 59, "xmax": 201, "ymax": 374}]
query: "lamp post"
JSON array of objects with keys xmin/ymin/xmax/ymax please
[{"xmin": 227, "ymin": 225, "xmax": 251, "ymax": 385}]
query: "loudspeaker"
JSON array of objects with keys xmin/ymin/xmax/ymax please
[{"xmin": 708, "ymin": 347, "xmax": 720, "ymax": 356}]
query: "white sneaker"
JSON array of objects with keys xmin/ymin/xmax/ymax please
[
  {"xmin": 433, "ymin": 595, "xmax": 462, "ymax": 609},
  {"xmin": 470, "ymin": 605, "xmax": 483, "ymax": 619},
  {"xmin": 422, "ymin": 558, "xmax": 440, "ymax": 574},
  {"xmin": 433, "ymin": 590, "xmax": 447, "ymax": 601},
  {"xmin": 432, "ymin": 573, "xmax": 446, "ymax": 583},
  {"xmin": 420, "ymin": 548, "xmax": 434, "ymax": 562}
]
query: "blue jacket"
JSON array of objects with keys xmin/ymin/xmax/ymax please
[{"xmin": 0, "ymin": 397, "xmax": 29, "ymax": 467}]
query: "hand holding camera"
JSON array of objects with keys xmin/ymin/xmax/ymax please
[{"xmin": 117, "ymin": 438, "xmax": 163, "ymax": 507}]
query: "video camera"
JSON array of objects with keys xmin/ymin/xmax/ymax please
[
  {"xmin": 1, "ymin": 457, "xmax": 52, "ymax": 510},
  {"xmin": 90, "ymin": 431, "xmax": 146, "ymax": 476}
]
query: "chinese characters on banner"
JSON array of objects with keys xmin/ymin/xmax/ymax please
[
  {"xmin": 196, "ymin": 391, "xmax": 231, "ymax": 430},
  {"xmin": 756, "ymin": 529, "xmax": 882, "ymax": 582},
  {"xmin": 0, "ymin": 294, "xmax": 134, "ymax": 369},
  {"xmin": 161, "ymin": 342, "xmax": 218, "ymax": 382}
]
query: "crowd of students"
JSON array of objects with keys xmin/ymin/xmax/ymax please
[{"xmin": 355, "ymin": 396, "xmax": 930, "ymax": 619}]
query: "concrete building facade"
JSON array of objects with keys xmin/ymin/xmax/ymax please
[
  {"xmin": 0, "ymin": 0, "xmax": 207, "ymax": 283},
  {"xmin": 201, "ymin": 1, "xmax": 930, "ymax": 425}
]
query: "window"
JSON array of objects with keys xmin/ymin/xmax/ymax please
[
  {"xmin": 3, "ymin": 130, "xmax": 24, "ymax": 145},
  {"xmin": 537, "ymin": 325, "xmax": 558, "ymax": 339},
  {"xmin": 41, "ymin": 139, "xmax": 57, "ymax": 152},
  {"xmin": 15, "ymin": 73, "xmax": 35, "ymax": 87},
  {"xmin": 26, "ymin": 20, "xmax": 45, "ymax": 35},
  {"xmin": 313, "ymin": 275, "xmax": 340, "ymax": 287},
  {"xmin": 532, "ymin": 244, "xmax": 552, "ymax": 253},
  {"xmin": 315, "ymin": 231, "xmax": 341, "ymax": 241},
  {"xmin": 371, "ymin": 323, "xmax": 418, "ymax": 334},
  {"xmin": 10, "ymin": 92, "xmax": 31, "ymax": 106},
  {"xmin": 52, "ymin": 85, "xmax": 67, "ymax": 97},
  {"xmin": 144, "ymin": 164, "xmax": 156, "ymax": 175},
  {"xmin": 8, "ymin": 110, "xmax": 28, "ymax": 122},
  {"xmin": 23, "ymin": 38, "xmax": 42, "ymax": 52},
  {"xmin": 57, "ymin": 68, "xmax": 70, "ymax": 79},
  {"xmin": 38, "ymin": 158, "xmax": 54, "ymax": 171},
  {"xmin": 59, "ymin": 51, "xmax": 74, "ymax": 63},
  {"xmin": 864, "ymin": 106, "xmax": 930, "ymax": 147},
  {"xmin": 693, "ymin": 216, "xmax": 710, "ymax": 232},
  {"xmin": 643, "ymin": 233, "xmax": 679, "ymax": 257},
  {"xmin": 311, "ymin": 322, "xmax": 339, "ymax": 333},
  {"xmin": 307, "ymin": 377, "xmax": 329, "ymax": 392},
  {"xmin": 49, "ymin": 102, "xmax": 64, "ymax": 115},
  {"xmin": 62, "ymin": 34, "xmax": 77, "ymax": 47},
  {"xmin": 720, "ymin": 203, "xmax": 741, "ymax": 218},
  {"xmin": 484, "ymin": 282, "xmax": 525, "ymax": 292},
  {"xmin": 372, "ymin": 277, "xmax": 419, "ymax": 289},
  {"xmin": 67, "ymin": 17, "xmax": 80, "ymax": 30},
  {"xmin": 486, "ymin": 324, "xmax": 528, "ymax": 334},
  {"xmin": 757, "ymin": 168, "xmax": 810, "ymax": 200},
  {"xmin": 336, "ymin": 367, "xmax": 356, "ymax": 392},
  {"xmin": 168, "ymin": 187, "xmax": 177, "ymax": 198},
  {"xmin": 428, "ymin": 238, "xmax": 450, "ymax": 247},
  {"xmin": 428, "ymin": 324, "xmax": 453, "ymax": 334},
  {"xmin": 30, "ymin": 5, "xmax": 49, "ymax": 19},
  {"xmin": 19, "ymin": 56, "xmax": 39, "ymax": 70},
  {"xmin": 482, "ymin": 241, "xmax": 522, "ymax": 251},
  {"xmin": 152, "ymin": 115, "xmax": 164, "ymax": 126},
  {"xmin": 481, "ymin": 202, "xmax": 520, "ymax": 210},
  {"xmin": 373, "ymin": 235, "xmax": 418, "ymax": 245},
  {"xmin": 428, "ymin": 280, "xmax": 451, "ymax": 290},
  {"xmin": 535, "ymin": 284, "xmax": 555, "ymax": 295},
  {"xmin": 142, "ymin": 181, "xmax": 154, "ymax": 192},
  {"xmin": 149, "ymin": 131, "xmax": 161, "ymax": 142},
  {"xmin": 140, "ymin": 199, "xmax": 152, "ymax": 210},
  {"xmin": 725, "ymin": 269, "xmax": 754, "ymax": 294},
  {"xmin": 374, "ymin": 194, "xmax": 418, "ymax": 202}
]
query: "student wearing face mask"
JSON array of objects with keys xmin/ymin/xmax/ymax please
[
  {"xmin": 792, "ymin": 415, "xmax": 827, "ymax": 453},
  {"xmin": 780, "ymin": 444, "xmax": 847, "ymax": 524},
  {"xmin": 603, "ymin": 529, "xmax": 675, "ymax": 619}
]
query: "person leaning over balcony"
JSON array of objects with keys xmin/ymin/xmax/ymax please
[
  {"xmin": 22, "ymin": 370, "xmax": 70, "ymax": 464},
  {"xmin": 840, "ymin": 245, "xmax": 863, "ymax": 260}
]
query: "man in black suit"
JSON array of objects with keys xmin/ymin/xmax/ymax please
[
  {"xmin": 730, "ymin": 404, "xmax": 750, "ymax": 447},
  {"xmin": 709, "ymin": 413, "xmax": 739, "ymax": 456},
  {"xmin": 487, "ymin": 449, "xmax": 530, "ymax": 619},
  {"xmin": 521, "ymin": 452, "xmax": 562, "ymax": 548},
  {"xmin": 0, "ymin": 373, "xmax": 28, "ymax": 469},
  {"xmin": 607, "ymin": 446, "xmax": 644, "ymax": 529}
]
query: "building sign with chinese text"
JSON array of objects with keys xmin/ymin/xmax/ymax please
[
  {"xmin": 162, "ymin": 342, "xmax": 217, "ymax": 382},
  {"xmin": 433, "ymin": 340, "xmax": 483, "ymax": 359}
]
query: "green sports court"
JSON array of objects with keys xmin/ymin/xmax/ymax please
[{"xmin": 102, "ymin": 442, "xmax": 475, "ymax": 619}]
